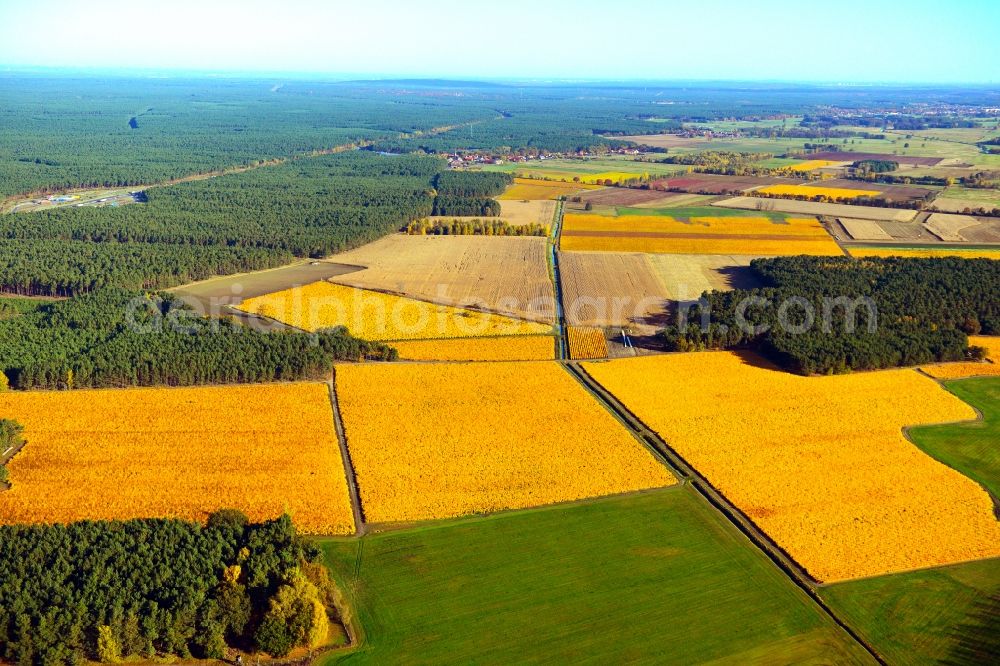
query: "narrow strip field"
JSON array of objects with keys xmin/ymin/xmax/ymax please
[
  {"xmin": 560, "ymin": 213, "xmax": 843, "ymax": 255},
  {"xmin": 583, "ymin": 352, "xmax": 1000, "ymax": 582},
  {"xmin": 390, "ymin": 335, "xmax": 555, "ymax": 361},
  {"xmin": 237, "ymin": 281, "xmax": 551, "ymax": 340},
  {"xmin": 498, "ymin": 177, "xmax": 600, "ymax": 200},
  {"xmin": 714, "ymin": 196, "xmax": 919, "ymax": 222},
  {"xmin": 848, "ymin": 246, "xmax": 1000, "ymax": 260},
  {"xmin": 0, "ymin": 383, "xmax": 355, "ymax": 534},
  {"xmin": 334, "ymin": 361, "xmax": 674, "ymax": 523},
  {"xmin": 320, "ymin": 488, "xmax": 873, "ymax": 665}
]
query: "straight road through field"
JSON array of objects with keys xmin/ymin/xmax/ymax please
[
  {"xmin": 329, "ymin": 369, "xmax": 366, "ymax": 536},
  {"xmin": 561, "ymin": 361, "xmax": 887, "ymax": 665}
]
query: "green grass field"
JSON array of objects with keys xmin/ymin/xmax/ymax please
[
  {"xmin": 318, "ymin": 487, "xmax": 872, "ymax": 665},
  {"xmin": 616, "ymin": 205, "xmax": 790, "ymax": 222},
  {"xmin": 822, "ymin": 377, "xmax": 1000, "ymax": 665},
  {"xmin": 909, "ymin": 377, "xmax": 1000, "ymax": 500},
  {"xmin": 941, "ymin": 186, "xmax": 1000, "ymax": 206}
]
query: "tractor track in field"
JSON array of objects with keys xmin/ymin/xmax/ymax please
[{"xmin": 560, "ymin": 361, "xmax": 887, "ymax": 666}]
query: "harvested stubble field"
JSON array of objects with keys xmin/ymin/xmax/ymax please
[
  {"xmin": 804, "ymin": 151, "xmax": 944, "ymax": 167},
  {"xmin": 559, "ymin": 251, "xmax": 670, "ymax": 328},
  {"xmin": 560, "ymin": 213, "xmax": 843, "ymax": 256},
  {"xmin": 629, "ymin": 192, "xmax": 717, "ymax": 208},
  {"xmin": 838, "ymin": 218, "xmax": 893, "ymax": 241},
  {"xmin": 650, "ymin": 173, "xmax": 792, "ymax": 194},
  {"xmin": 498, "ymin": 177, "xmax": 600, "ymax": 200},
  {"xmin": 0, "ymin": 383, "xmax": 355, "ymax": 534},
  {"xmin": 583, "ymin": 351, "xmax": 1000, "ymax": 582},
  {"xmin": 646, "ymin": 253, "xmax": 761, "ymax": 298},
  {"xmin": 576, "ymin": 187, "xmax": 678, "ymax": 207},
  {"xmin": 327, "ymin": 234, "xmax": 555, "ymax": 323},
  {"xmin": 921, "ymin": 336, "xmax": 1000, "ymax": 379},
  {"xmin": 714, "ymin": 196, "xmax": 919, "ymax": 222},
  {"xmin": 924, "ymin": 213, "xmax": 982, "ymax": 241},
  {"xmin": 238, "ymin": 281, "xmax": 551, "ymax": 340},
  {"xmin": 498, "ymin": 198, "xmax": 556, "ymax": 226},
  {"xmin": 567, "ymin": 326, "xmax": 609, "ymax": 359},
  {"xmin": 390, "ymin": 335, "xmax": 555, "ymax": 362},
  {"xmin": 848, "ymin": 246, "xmax": 1000, "ymax": 260},
  {"xmin": 334, "ymin": 361, "xmax": 675, "ymax": 523},
  {"xmin": 758, "ymin": 184, "xmax": 883, "ymax": 200}
]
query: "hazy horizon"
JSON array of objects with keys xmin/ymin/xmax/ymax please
[{"xmin": 2, "ymin": 0, "xmax": 998, "ymax": 85}]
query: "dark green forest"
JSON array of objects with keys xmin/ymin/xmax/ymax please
[
  {"xmin": 664, "ymin": 257, "xmax": 1000, "ymax": 374},
  {"xmin": 0, "ymin": 152, "xmax": 441, "ymax": 296},
  {"xmin": 0, "ymin": 512, "xmax": 344, "ymax": 665},
  {"xmin": 0, "ymin": 290, "xmax": 396, "ymax": 390}
]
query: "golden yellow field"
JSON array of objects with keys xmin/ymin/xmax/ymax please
[
  {"xmin": 567, "ymin": 326, "xmax": 609, "ymax": 359},
  {"xmin": 922, "ymin": 336, "xmax": 1000, "ymax": 379},
  {"xmin": 785, "ymin": 160, "xmax": 840, "ymax": 172},
  {"xmin": 498, "ymin": 177, "xmax": 601, "ymax": 201},
  {"xmin": 849, "ymin": 247, "xmax": 1000, "ymax": 260},
  {"xmin": 0, "ymin": 384, "xmax": 355, "ymax": 535},
  {"xmin": 560, "ymin": 213, "xmax": 844, "ymax": 256},
  {"xmin": 578, "ymin": 171, "xmax": 648, "ymax": 184},
  {"xmin": 335, "ymin": 361, "xmax": 675, "ymax": 523},
  {"xmin": 237, "ymin": 281, "xmax": 551, "ymax": 340},
  {"xmin": 583, "ymin": 352, "xmax": 1000, "ymax": 582},
  {"xmin": 391, "ymin": 335, "xmax": 556, "ymax": 361},
  {"xmin": 757, "ymin": 184, "xmax": 882, "ymax": 199}
]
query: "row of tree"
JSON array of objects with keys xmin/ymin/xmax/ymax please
[
  {"xmin": 0, "ymin": 511, "xmax": 342, "ymax": 665},
  {"xmin": 405, "ymin": 218, "xmax": 547, "ymax": 237},
  {"xmin": 663, "ymin": 256, "xmax": 999, "ymax": 375},
  {"xmin": 0, "ymin": 290, "xmax": 396, "ymax": 390}
]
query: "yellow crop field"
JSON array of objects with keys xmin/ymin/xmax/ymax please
[
  {"xmin": 0, "ymin": 384, "xmax": 355, "ymax": 535},
  {"xmin": 850, "ymin": 247, "xmax": 1000, "ymax": 260},
  {"xmin": 567, "ymin": 326, "xmax": 609, "ymax": 359},
  {"xmin": 335, "ymin": 361, "xmax": 675, "ymax": 523},
  {"xmin": 922, "ymin": 336, "xmax": 1000, "ymax": 379},
  {"xmin": 560, "ymin": 213, "xmax": 844, "ymax": 256},
  {"xmin": 391, "ymin": 335, "xmax": 555, "ymax": 361},
  {"xmin": 583, "ymin": 352, "xmax": 1000, "ymax": 582},
  {"xmin": 786, "ymin": 160, "xmax": 840, "ymax": 172},
  {"xmin": 757, "ymin": 184, "xmax": 882, "ymax": 199},
  {"xmin": 237, "ymin": 281, "xmax": 551, "ymax": 340},
  {"xmin": 498, "ymin": 177, "xmax": 601, "ymax": 201},
  {"xmin": 578, "ymin": 171, "xmax": 648, "ymax": 184}
]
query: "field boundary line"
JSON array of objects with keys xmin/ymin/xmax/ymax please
[
  {"xmin": 328, "ymin": 368, "xmax": 367, "ymax": 536},
  {"xmin": 564, "ymin": 360, "xmax": 888, "ymax": 666}
]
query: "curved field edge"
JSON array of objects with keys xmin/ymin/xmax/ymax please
[
  {"xmin": 316, "ymin": 487, "xmax": 872, "ymax": 665},
  {"xmin": 820, "ymin": 378, "xmax": 1000, "ymax": 665},
  {"xmin": 906, "ymin": 377, "xmax": 1000, "ymax": 501}
]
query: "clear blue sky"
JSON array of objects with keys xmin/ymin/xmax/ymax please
[{"xmin": 1, "ymin": 0, "xmax": 997, "ymax": 83}]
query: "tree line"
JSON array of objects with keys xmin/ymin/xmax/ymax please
[
  {"xmin": 0, "ymin": 290, "xmax": 396, "ymax": 391},
  {"xmin": 0, "ymin": 511, "xmax": 344, "ymax": 665},
  {"xmin": 0, "ymin": 152, "xmax": 443, "ymax": 296},
  {"xmin": 663, "ymin": 256, "xmax": 999, "ymax": 375},
  {"xmin": 405, "ymin": 218, "xmax": 547, "ymax": 237}
]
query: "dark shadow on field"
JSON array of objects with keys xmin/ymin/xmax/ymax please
[
  {"xmin": 716, "ymin": 265, "xmax": 762, "ymax": 291},
  {"xmin": 941, "ymin": 592, "xmax": 1000, "ymax": 665}
]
